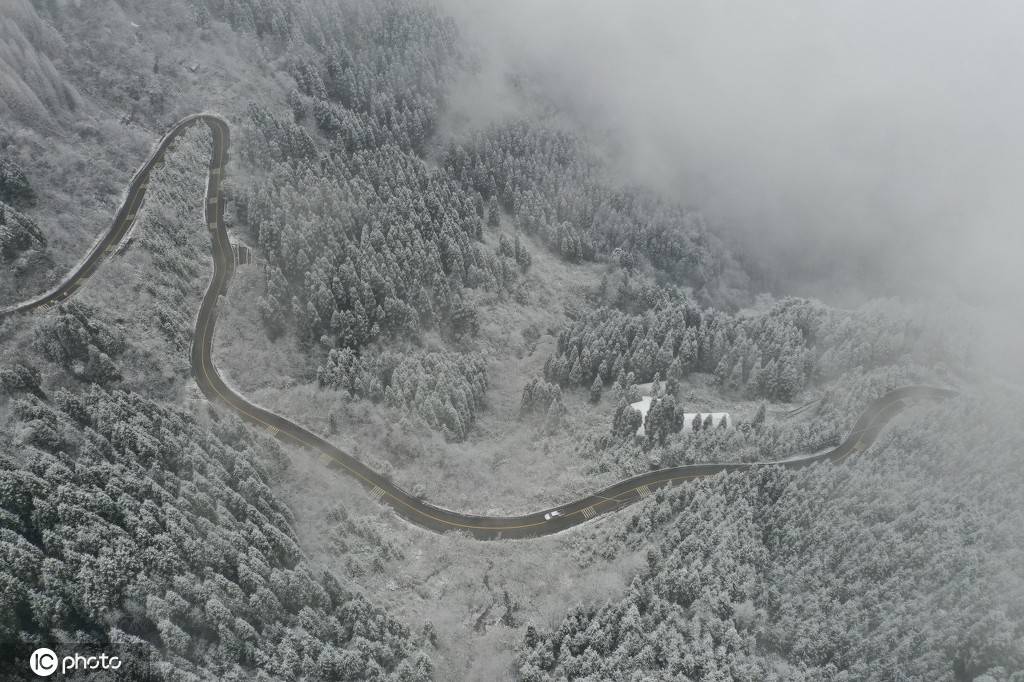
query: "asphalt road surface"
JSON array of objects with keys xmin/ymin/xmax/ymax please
[{"xmin": 0, "ymin": 114, "xmax": 958, "ymax": 540}]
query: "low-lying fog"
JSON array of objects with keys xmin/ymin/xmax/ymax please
[{"xmin": 441, "ymin": 0, "xmax": 1024, "ymax": 313}]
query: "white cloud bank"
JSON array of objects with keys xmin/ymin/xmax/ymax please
[{"xmin": 439, "ymin": 0, "xmax": 1024, "ymax": 306}]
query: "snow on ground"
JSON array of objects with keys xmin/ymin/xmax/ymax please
[{"xmin": 629, "ymin": 395, "xmax": 731, "ymax": 436}]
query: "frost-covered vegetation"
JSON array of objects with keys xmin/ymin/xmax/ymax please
[
  {"xmin": 595, "ymin": 365, "xmax": 923, "ymax": 475},
  {"xmin": 317, "ymin": 348, "xmax": 488, "ymax": 441},
  {"xmin": 546, "ymin": 297, "xmax": 959, "ymax": 403},
  {"xmin": 0, "ymin": 200, "xmax": 46, "ymax": 261},
  {"xmin": 231, "ymin": 0, "xmax": 741, "ymax": 355},
  {"xmin": 32, "ymin": 301, "xmax": 125, "ymax": 385},
  {"xmin": 520, "ymin": 393, "xmax": 1024, "ymax": 681},
  {"xmin": 444, "ymin": 122, "xmax": 746, "ymax": 298},
  {"xmin": 0, "ymin": 379, "xmax": 431, "ymax": 680},
  {"xmin": 1, "ymin": 0, "xmax": 1021, "ymax": 679}
]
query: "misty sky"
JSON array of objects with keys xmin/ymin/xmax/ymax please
[{"xmin": 441, "ymin": 0, "xmax": 1024, "ymax": 307}]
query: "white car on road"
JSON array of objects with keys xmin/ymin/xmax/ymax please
[{"xmin": 544, "ymin": 511, "xmax": 562, "ymax": 521}]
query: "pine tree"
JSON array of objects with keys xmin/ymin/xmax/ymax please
[
  {"xmin": 612, "ymin": 354, "xmax": 626, "ymax": 380},
  {"xmin": 521, "ymin": 378, "xmax": 537, "ymax": 414},
  {"xmin": 612, "ymin": 398, "xmax": 630, "ymax": 435},
  {"xmin": 746, "ymin": 357, "xmax": 763, "ymax": 398},
  {"xmin": 728, "ymin": 361, "xmax": 744, "ymax": 392},
  {"xmin": 0, "ymin": 157, "xmax": 36, "ymax": 207},
  {"xmin": 624, "ymin": 406, "xmax": 643, "ymax": 437},
  {"xmin": 752, "ymin": 403, "xmax": 766, "ymax": 427},
  {"xmin": 656, "ymin": 337, "xmax": 674, "ymax": 373},
  {"xmin": 516, "ymin": 246, "xmax": 532, "ymax": 272},
  {"xmin": 672, "ymin": 402, "xmax": 687, "ymax": 432},
  {"xmin": 0, "ymin": 362, "xmax": 45, "ymax": 399},
  {"xmin": 287, "ymin": 88, "xmax": 306, "ymax": 122},
  {"xmin": 590, "ymin": 375, "xmax": 603, "ymax": 403},
  {"xmin": 544, "ymin": 398, "xmax": 564, "ymax": 435},
  {"xmin": 568, "ymin": 358, "xmax": 583, "ymax": 386},
  {"xmin": 644, "ymin": 399, "xmax": 661, "ymax": 443},
  {"xmin": 524, "ymin": 624, "xmax": 539, "ymax": 649},
  {"xmin": 714, "ymin": 356, "xmax": 732, "ymax": 385},
  {"xmin": 580, "ymin": 348, "xmax": 594, "ymax": 379},
  {"xmin": 488, "ymin": 196, "xmax": 501, "ymax": 227},
  {"xmin": 497, "ymin": 233, "xmax": 514, "ymax": 257}
]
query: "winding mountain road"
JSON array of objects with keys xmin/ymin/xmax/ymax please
[{"xmin": 0, "ymin": 114, "xmax": 957, "ymax": 540}]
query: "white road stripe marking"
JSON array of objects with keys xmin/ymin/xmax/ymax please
[
  {"xmin": 369, "ymin": 485, "xmax": 385, "ymax": 500},
  {"xmin": 636, "ymin": 485, "xmax": 652, "ymax": 498},
  {"xmin": 582, "ymin": 506, "xmax": 596, "ymax": 519}
]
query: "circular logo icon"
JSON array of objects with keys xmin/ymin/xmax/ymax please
[{"xmin": 29, "ymin": 648, "xmax": 58, "ymax": 677}]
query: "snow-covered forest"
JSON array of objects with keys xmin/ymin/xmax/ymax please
[{"xmin": 0, "ymin": 0, "xmax": 1021, "ymax": 679}]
